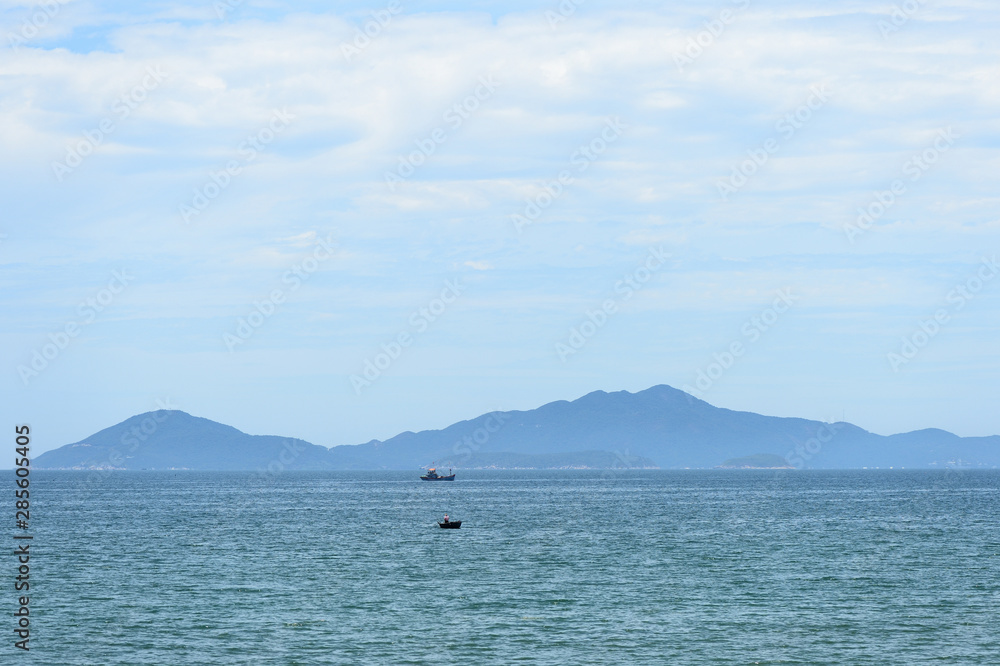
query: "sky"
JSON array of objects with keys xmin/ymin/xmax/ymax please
[{"xmin": 3, "ymin": 0, "xmax": 999, "ymax": 460}]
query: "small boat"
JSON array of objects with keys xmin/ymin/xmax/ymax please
[
  {"xmin": 420, "ymin": 467, "xmax": 455, "ymax": 481},
  {"xmin": 438, "ymin": 520, "xmax": 462, "ymax": 529}
]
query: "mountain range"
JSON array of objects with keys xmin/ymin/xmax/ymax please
[{"xmin": 33, "ymin": 384, "xmax": 1000, "ymax": 470}]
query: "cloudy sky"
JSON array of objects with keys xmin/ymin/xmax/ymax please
[{"xmin": 3, "ymin": 0, "xmax": 998, "ymax": 458}]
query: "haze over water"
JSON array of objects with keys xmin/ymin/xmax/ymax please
[{"xmin": 21, "ymin": 469, "xmax": 1000, "ymax": 664}]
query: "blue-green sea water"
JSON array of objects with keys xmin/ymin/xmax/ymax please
[{"xmin": 12, "ymin": 470, "xmax": 1000, "ymax": 664}]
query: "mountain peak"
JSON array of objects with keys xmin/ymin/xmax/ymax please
[
  {"xmin": 34, "ymin": 384, "xmax": 1000, "ymax": 470},
  {"xmin": 35, "ymin": 410, "xmax": 331, "ymax": 471}
]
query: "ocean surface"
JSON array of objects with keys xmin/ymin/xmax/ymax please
[{"xmin": 13, "ymin": 469, "xmax": 1000, "ymax": 664}]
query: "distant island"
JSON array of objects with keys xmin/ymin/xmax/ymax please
[
  {"xmin": 33, "ymin": 384, "xmax": 1000, "ymax": 471},
  {"xmin": 427, "ymin": 450, "xmax": 659, "ymax": 470},
  {"xmin": 716, "ymin": 454, "xmax": 796, "ymax": 469}
]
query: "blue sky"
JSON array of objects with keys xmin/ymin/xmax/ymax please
[{"xmin": 3, "ymin": 0, "xmax": 999, "ymax": 459}]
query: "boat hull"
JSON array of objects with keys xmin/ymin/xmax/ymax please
[
  {"xmin": 438, "ymin": 521, "xmax": 462, "ymax": 528},
  {"xmin": 420, "ymin": 475, "xmax": 455, "ymax": 481}
]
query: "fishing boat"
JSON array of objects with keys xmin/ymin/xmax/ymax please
[
  {"xmin": 420, "ymin": 467, "xmax": 455, "ymax": 481},
  {"xmin": 438, "ymin": 518, "xmax": 462, "ymax": 529}
]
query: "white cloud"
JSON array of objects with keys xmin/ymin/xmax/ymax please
[{"xmin": 5, "ymin": 2, "xmax": 1000, "ymax": 448}]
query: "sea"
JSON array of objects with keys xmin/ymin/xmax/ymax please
[{"xmin": 13, "ymin": 469, "xmax": 1000, "ymax": 664}]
